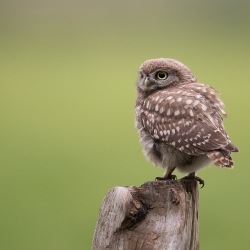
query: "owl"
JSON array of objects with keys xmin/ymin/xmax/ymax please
[{"xmin": 135, "ymin": 58, "xmax": 239, "ymax": 186}]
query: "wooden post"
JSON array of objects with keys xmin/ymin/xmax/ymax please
[{"xmin": 92, "ymin": 179, "xmax": 199, "ymax": 250}]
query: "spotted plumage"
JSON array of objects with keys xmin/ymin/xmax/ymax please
[{"xmin": 135, "ymin": 58, "xmax": 239, "ymax": 184}]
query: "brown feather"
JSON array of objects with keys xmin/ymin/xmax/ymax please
[{"xmin": 135, "ymin": 58, "xmax": 239, "ymax": 175}]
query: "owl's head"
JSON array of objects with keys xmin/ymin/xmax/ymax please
[{"xmin": 137, "ymin": 58, "xmax": 197, "ymax": 94}]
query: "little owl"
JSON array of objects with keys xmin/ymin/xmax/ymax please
[{"xmin": 135, "ymin": 58, "xmax": 239, "ymax": 186}]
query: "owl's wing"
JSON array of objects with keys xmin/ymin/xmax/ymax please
[{"xmin": 139, "ymin": 85, "xmax": 236, "ymax": 155}]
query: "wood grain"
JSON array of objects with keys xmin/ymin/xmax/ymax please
[{"xmin": 92, "ymin": 179, "xmax": 199, "ymax": 250}]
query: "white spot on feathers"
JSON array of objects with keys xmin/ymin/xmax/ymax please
[
  {"xmin": 160, "ymin": 106, "xmax": 164, "ymax": 113},
  {"xmin": 174, "ymin": 110, "xmax": 180, "ymax": 116},
  {"xmin": 193, "ymin": 100, "xmax": 200, "ymax": 106},
  {"xmin": 220, "ymin": 108, "xmax": 226, "ymax": 115},
  {"xmin": 201, "ymin": 104, "xmax": 207, "ymax": 111},
  {"xmin": 155, "ymin": 104, "xmax": 159, "ymax": 111}
]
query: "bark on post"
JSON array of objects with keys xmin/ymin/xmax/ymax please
[{"xmin": 92, "ymin": 179, "xmax": 199, "ymax": 250}]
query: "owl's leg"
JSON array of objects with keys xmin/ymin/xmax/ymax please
[
  {"xmin": 155, "ymin": 166, "xmax": 177, "ymax": 181},
  {"xmin": 155, "ymin": 152, "xmax": 177, "ymax": 181},
  {"xmin": 181, "ymin": 172, "xmax": 204, "ymax": 188}
]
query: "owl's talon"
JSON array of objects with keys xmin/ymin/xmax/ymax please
[
  {"xmin": 171, "ymin": 175, "xmax": 177, "ymax": 180},
  {"xmin": 155, "ymin": 175, "xmax": 177, "ymax": 181},
  {"xmin": 181, "ymin": 174, "xmax": 205, "ymax": 188}
]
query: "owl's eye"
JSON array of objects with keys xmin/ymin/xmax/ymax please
[{"xmin": 157, "ymin": 71, "xmax": 168, "ymax": 80}]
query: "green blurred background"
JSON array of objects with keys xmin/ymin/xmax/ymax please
[{"xmin": 0, "ymin": 0, "xmax": 249, "ymax": 249}]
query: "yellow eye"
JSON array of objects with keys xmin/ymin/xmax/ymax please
[{"xmin": 157, "ymin": 71, "xmax": 168, "ymax": 80}]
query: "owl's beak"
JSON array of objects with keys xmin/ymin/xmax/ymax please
[{"xmin": 144, "ymin": 77, "xmax": 151, "ymax": 87}]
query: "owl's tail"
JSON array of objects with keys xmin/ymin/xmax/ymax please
[{"xmin": 206, "ymin": 148, "xmax": 237, "ymax": 169}]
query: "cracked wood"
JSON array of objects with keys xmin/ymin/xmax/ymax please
[{"xmin": 92, "ymin": 179, "xmax": 199, "ymax": 250}]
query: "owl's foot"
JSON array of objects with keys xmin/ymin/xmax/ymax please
[
  {"xmin": 181, "ymin": 173, "xmax": 204, "ymax": 188},
  {"xmin": 155, "ymin": 175, "xmax": 177, "ymax": 181}
]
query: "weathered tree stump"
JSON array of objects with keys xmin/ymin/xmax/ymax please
[{"xmin": 92, "ymin": 179, "xmax": 199, "ymax": 250}]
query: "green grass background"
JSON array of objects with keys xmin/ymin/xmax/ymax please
[{"xmin": 0, "ymin": 1, "xmax": 249, "ymax": 249}]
